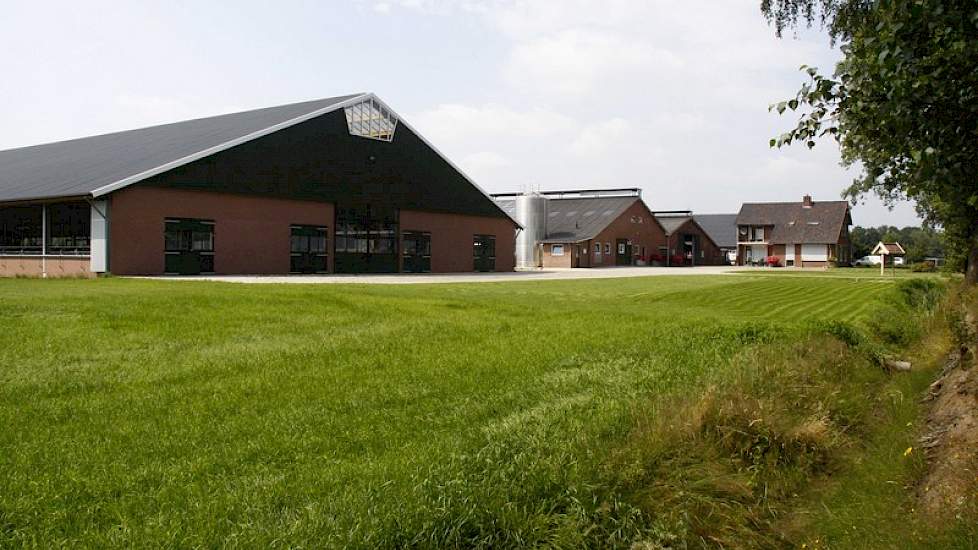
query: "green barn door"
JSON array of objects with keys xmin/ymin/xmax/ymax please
[
  {"xmin": 615, "ymin": 239, "xmax": 630, "ymax": 266},
  {"xmin": 290, "ymin": 225, "xmax": 328, "ymax": 274},
  {"xmin": 473, "ymin": 234, "xmax": 496, "ymax": 272},
  {"xmin": 402, "ymin": 231, "xmax": 431, "ymax": 273},
  {"xmin": 164, "ymin": 219, "xmax": 215, "ymax": 275}
]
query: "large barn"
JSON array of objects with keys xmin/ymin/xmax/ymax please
[{"xmin": 0, "ymin": 94, "xmax": 517, "ymax": 277}]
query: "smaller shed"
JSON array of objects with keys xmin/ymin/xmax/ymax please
[
  {"xmin": 871, "ymin": 241, "xmax": 906, "ymax": 274},
  {"xmin": 653, "ymin": 214, "xmax": 726, "ymax": 266}
]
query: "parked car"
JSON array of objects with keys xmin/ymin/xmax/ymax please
[{"xmin": 852, "ymin": 255, "xmax": 882, "ymax": 266}]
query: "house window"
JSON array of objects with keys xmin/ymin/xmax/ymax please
[
  {"xmin": 164, "ymin": 218, "xmax": 215, "ymax": 275},
  {"xmin": 551, "ymin": 244, "xmax": 565, "ymax": 256},
  {"xmin": 290, "ymin": 225, "xmax": 328, "ymax": 274},
  {"xmin": 594, "ymin": 243, "xmax": 601, "ymax": 255},
  {"xmin": 402, "ymin": 231, "xmax": 431, "ymax": 273},
  {"xmin": 604, "ymin": 242, "xmax": 611, "ymax": 254},
  {"xmin": 618, "ymin": 242, "xmax": 626, "ymax": 254},
  {"xmin": 473, "ymin": 234, "xmax": 496, "ymax": 272}
]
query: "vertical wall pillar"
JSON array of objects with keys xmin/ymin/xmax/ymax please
[
  {"xmin": 41, "ymin": 203, "xmax": 47, "ymax": 278},
  {"xmin": 89, "ymin": 200, "xmax": 109, "ymax": 273}
]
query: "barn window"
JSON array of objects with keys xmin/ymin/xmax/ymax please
[
  {"xmin": 551, "ymin": 244, "xmax": 564, "ymax": 256},
  {"xmin": 344, "ymin": 97, "xmax": 398, "ymax": 141}
]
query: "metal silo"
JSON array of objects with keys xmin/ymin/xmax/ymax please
[{"xmin": 514, "ymin": 192, "xmax": 547, "ymax": 269}]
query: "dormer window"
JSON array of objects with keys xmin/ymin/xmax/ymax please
[{"xmin": 344, "ymin": 97, "xmax": 398, "ymax": 141}]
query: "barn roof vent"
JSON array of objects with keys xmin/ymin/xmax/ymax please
[{"xmin": 344, "ymin": 97, "xmax": 398, "ymax": 141}]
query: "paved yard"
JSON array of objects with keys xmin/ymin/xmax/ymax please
[{"xmin": 142, "ymin": 265, "xmax": 745, "ymax": 284}]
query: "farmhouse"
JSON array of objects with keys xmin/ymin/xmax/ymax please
[
  {"xmin": 653, "ymin": 213, "xmax": 728, "ymax": 266},
  {"xmin": 492, "ymin": 188, "xmax": 667, "ymax": 268},
  {"xmin": 736, "ymin": 195, "xmax": 853, "ymax": 267},
  {"xmin": 0, "ymin": 94, "xmax": 517, "ymax": 277}
]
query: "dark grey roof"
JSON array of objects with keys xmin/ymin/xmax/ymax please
[
  {"xmin": 693, "ymin": 213, "xmax": 738, "ymax": 248},
  {"xmin": 542, "ymin": 196, "xmax": 638, "ymax": 242},
  {"xmin": 736, "ymin": 200, "xmax": 851, "ymax": 244},
  {"xmin": 495, "ymin": 199, "xmax": 516, "ymax": 219},
  {"xmin": 0, "ymin": 94, "xmax": 363, "ymax": 202}
]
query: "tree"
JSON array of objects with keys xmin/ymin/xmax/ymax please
[{"xmin": 762, "ymin": 0, "xmax": 978, "ymax": 282}]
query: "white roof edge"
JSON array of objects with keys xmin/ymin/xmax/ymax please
[
  {"xmin": 90, "ymin": 93, "xmax": 370, "ymax": 198},
  {"xmin": 364, "ymin": 94, "xmax": 519, "ymax": 227}
]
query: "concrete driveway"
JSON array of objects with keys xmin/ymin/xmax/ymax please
[{"xmin": 149, "ymin": 265, "xmax": 744, "ymax": 284}]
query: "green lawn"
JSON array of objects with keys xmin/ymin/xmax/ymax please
[
  {"xmin": 735, "ymin": 266, "xmax": 949, "ymax": 279},
  {"xmin": 0, "ymin": 275, "xmax": 911, "ymax": 547}
]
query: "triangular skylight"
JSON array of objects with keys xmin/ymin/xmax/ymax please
[{"xmin": 344, "ymin": 97, "xmax": 397, "ymax": 141}]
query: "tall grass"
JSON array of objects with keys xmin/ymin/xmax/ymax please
[{"xmin": 0, "ymin": 275, "xmax": 945, "ymax": 547}]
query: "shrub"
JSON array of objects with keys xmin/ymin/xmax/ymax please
[
  {"xmin": 910, "ymin": 261, "xmax": 936, "ymax": 273},
  {"xmin": 766, "ymin": 256, "xmax": 781, "ymax": 267},
  {"xmin": 810, "ymin": 319, "xmax": 864, "ymax": 347},
  {"xmin": 895, "ymin": 278, "xmax": 945, "ymax": 312},
  {"xmin": 670, "ymin": 254, "xmax": 685, "ymax": 266},
  {"xmin": 865, "ymin": 303, "xmax": 921, "ymax": 345}
]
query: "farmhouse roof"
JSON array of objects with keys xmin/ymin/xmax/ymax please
[{"xmin": 736, "ymin": 199, "xmax": 851, "ymax": 244}]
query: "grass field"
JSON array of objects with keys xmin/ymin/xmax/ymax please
[{"xmin": 0, "ymin": 274, "xmax": 960, "ymax": 547}]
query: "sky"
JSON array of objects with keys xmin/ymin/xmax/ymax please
[{"xmin": 0, "ymin": 0, "xmax": 921, "ymax": 226}]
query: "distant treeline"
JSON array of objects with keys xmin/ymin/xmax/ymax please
[{"xmin": 851, "ymin": 226, "xmax": 944, "ymax": 263}]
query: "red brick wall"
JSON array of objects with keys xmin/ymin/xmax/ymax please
[
  {"xmin": 109, "ymin": 187, "xmax": 517, "ymax": 275},
  {"xmin": 397, "ymin": 209, "xmax": 517, "ymax": 272},
  {"xmin": 590, "ymin": 200, "xmax": 666, "ymax": 267},
  {"xmin": 109, "ymin": 186, "xmax": 334, "ymax": 275},
  {"xmin": 541, "ymin": 243, "xmax": 573, "ymax": 268}
]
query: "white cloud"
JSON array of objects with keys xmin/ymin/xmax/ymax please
[
  {"xmin": 504, "ymin": 29, "xmax": 682, "ymax": 97},
  {"xmin": 409, "ymin": 103, "xmax": 576, "ymax": 145}
]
